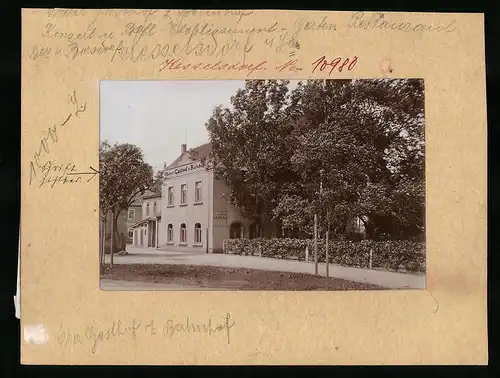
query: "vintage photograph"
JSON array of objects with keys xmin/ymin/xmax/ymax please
[{"xmin": 99, "ymin": 79, "xmax": 425, "ymax": 291}]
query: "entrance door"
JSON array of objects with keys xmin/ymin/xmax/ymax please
[{"xmin": 230, "ymin": 222, "xmax": 243, "ymax": 239}]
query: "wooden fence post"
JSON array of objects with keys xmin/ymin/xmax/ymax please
[{"xmin": 325, "ymin": 231, "xmax": 329, "ymax": 287}]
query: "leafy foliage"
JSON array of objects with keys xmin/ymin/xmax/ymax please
[
  {"xmin": 99, "ymin": 141, "xmax": 155, "ymax": 217},
  {"xmin": 206, "ymin": 80, "xmax": 300, "ymax": 234},
  {"xmin": 207, "ymin": 79, "xmax": 425, "ymax": 240}
]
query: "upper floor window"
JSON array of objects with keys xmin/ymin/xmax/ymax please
[
  {"xmin": 127, "ymin": 209, "xmax": 135, "ymax": 220},
  {"xmin": 168, "ymin": 186, "xmax": 174, "ymax": 206},
  {"xmin": 180, "ymin": 223, "xmax": 187, "ymax": 243},
  {"xmin": 194, "ymin": 223, "xmax": 202, "ymax": 244},
  {"xmin": 195, "ymin": 181, "xmax": 203, "ymax": 203},
  {"xmin": 153, "ymin": 201, "xmax": 156, "ymax": 213},
  {"xmin": 181, "ymin": 184, "xmax": 187, "ymax": 205},
  {"xmin": 146, "ymin": 203, "xmax": 150, "ymax": 216},
  {"xmin": 167, "ymin": 224, "xmax": 173, "ymax": 242}
]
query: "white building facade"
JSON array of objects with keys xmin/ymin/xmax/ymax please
[
  {"xmin": 130, "ymin": 192, "xmax": 162, "ymax": 248},
  {"xmin": 159, "ymin": 143, "xmax": 255, "ymax": 253}
]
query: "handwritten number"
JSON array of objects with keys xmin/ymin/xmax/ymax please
[
  {"xmin": 311, "ymin": 56, "xmax": 358, "ymax": 75},
  {"xmin": 348, "ymin": 56, "xmax": 358, "ymax": 70}
]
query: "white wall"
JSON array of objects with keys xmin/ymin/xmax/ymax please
[{"xmin": 160, "ymin": 164, "xmax": 211, "ymax": 250}]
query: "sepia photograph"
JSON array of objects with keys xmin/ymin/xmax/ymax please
[{"xmin": 99, "ymin": 79, "xmax": 425, "ymax": 291}]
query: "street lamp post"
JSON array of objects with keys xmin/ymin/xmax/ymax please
[{"xmin": 314, "ymin": 169, "xmax": 325, "ymax": 276}]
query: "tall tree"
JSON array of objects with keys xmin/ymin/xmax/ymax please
[
  {"xmin": 206, "ymin": 79, "xmax": 425, "ymax": 240},
  {"xmin": 99, "ymin": 141, "xmax": 154, "ymax": 266},
  {"xmin": 206, "ymin": 80, "xmax": 299, "ymax": 235},
  {"xmin": 280, "ymin": 79, "xmax": 425, "ymax": 239}
]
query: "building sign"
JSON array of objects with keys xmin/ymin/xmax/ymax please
[
  {"xmin": 165, "ymin": 162, "xmax": 205, "ymax": 178},
  {"xmin": 213, "ymin": 211, "xmax": 227, "ymax": 219}
]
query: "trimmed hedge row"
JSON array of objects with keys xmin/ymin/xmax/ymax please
[{"xmin": 223, "ymin": 238, "xmax": 425, "ymax": 273}]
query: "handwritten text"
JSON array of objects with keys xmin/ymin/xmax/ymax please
[
  {"xmin": 348, "ymin": 12, "xmax": 457, "ymax": 33},
  {"xmin": 311, "ymin": 55, "xmax": 358, "ymax": 75},
  {"xmin": 57, "ymin": 313, "xmax": 235, "ymax": 354}
]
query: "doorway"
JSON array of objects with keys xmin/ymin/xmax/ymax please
[{"xmin": 230, "ymin": 222, "xmax": 243, "ymax": 239}]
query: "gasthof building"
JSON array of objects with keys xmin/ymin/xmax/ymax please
[{"xmin": 158, "ymin": 143, "xmax": 257, "ymax": 253}]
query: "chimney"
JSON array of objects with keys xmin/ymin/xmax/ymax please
[{"xmin": 181, "ymin": 143, "xmax": 187, "ymax": 153}]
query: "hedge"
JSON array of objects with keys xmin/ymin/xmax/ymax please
[{"xmin": 222, "ymin": 238, "xmax": 425, "ymax": 273}]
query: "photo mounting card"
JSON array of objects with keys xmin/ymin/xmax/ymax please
[{"xmin": 21, "ymin": 8, "xmax": 487, "ymax": 365}]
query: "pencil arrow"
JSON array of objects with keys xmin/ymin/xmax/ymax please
[{"xmin": 67, "ymin": 166, "xmax": 99, "ymax": 182}]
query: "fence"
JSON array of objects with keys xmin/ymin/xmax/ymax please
[{"xmin": 222, "ymin": 237, "xmax": 425, "ymax": 273}]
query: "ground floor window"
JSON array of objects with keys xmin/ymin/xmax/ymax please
[
  {"xmin": 194, "ymin": 223, "xmax": 202, "ymax": 243},
  {"xmin": 230, "ymin": 222, "xmax": 243, "ymax": 239},
  {"xmin": 180, "ymin": 223, "xmax": 187, "ymax": 243},
  {"xmin": 128, "ymin": 230, "xmax": 133, "ymax": 238},
  {"xmin": 167, "ymin": 224, "xmax": 173, "ymax": 242}
]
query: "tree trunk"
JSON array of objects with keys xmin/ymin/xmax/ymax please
[
  {"xmin": 110, "ymin": 209, "xmax": 115, "ymax": 267},
  {"xmin": 113, "ymin": 210, "xmax": 121, "ymax": 251},
  {"xmin": 100, "ymin": 216, "xmax": 105, "ymax": 276}
]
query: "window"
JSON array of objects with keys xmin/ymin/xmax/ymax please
[
  {"xmin": 168, "ymin": 186, "xmax": 174, "ymax": 206},
  {"xmin": 146, "ymin": 203, "xmax": 150, "ymax": 216},
  {"xmin": 153, "ymin": 201, "xmax": 156, "ymax": 213},
  {"xmin": 181, "ymin": 184, "xmax": 187, "ymax": 204},
  {"xmin": 194, "ymin": 223, "xmax": 202, "ymax": 244},
  {"xmin": 167, "ymin": 224, "xmax": 173, "ymax": 242},
  {"xmin": 127, "ymin": 209, "xmax": 135, "ymax": 220},
  {"xmin": 195, "ymin": 181, "xmax": 203, "ymax": 203},
  {"xmin": 180, "ymin": 223, "xmax": 187, "ymax": 243},
  {"xmin": 128, "ymin": 230, "xmax": 133, "ymax": 238}
]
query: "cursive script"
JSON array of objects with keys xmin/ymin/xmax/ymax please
[
  {"xmin": 32, "ymin": 11, "xmax": 305, "ymax": 63},
  {"xmin": 36, "ymin": 162, "xmax": 98, "ymax": 188},
  {"xmin": 58, "ymin": 319, "xmax": 142, "ymax": 354},
  {"xmin": 57, "ymin": 313, "xmax": 235, "ymax": 354},
  {"xmin": 28, "ymin": 90, "xmax": 87, "ymax": 186},
  {"xmin": 348, "ymin": 12, "xmax": 457, "ymax": 33},
  {"xmin": 159, "ymin": 58, "xmax": 268, "ymax": 77},
  {"xmin": 163, "ymin": 313, "xmax": 235, "ymax": 344}
]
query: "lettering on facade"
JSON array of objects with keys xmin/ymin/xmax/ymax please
[
  {"xmin": 213, "ymin": 211, "xmax": 227, "ymax": 220},
  {"xmin": 165, "ymin": 162, "xmax": 204, "ymax": 177}
]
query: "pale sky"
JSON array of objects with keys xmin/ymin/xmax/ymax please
[{"xmin": 100, "ymin": 80, "xmax": 299, "ymax": 172}]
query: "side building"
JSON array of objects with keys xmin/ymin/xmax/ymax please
[
  {"xmin": 129, "ymin": 191, "xmax": 162, "ymax": 248},
  {"xmin": 159, "ymin": 143, "xmax": 257, "ymax": 253}
]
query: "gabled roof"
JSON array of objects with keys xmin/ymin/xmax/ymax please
[{"xmin": 166, "ymin": 142, "xmax": 212, "ymax": 169}]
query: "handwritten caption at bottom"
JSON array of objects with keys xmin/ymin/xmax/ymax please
[{"xmin": 57, "ymin": 313, "xmax": 235, "ymax": 354}]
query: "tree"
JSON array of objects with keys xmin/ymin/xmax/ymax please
[
  {"xmin": 206, "ymin": 80, "xmax": 299, "ymax": 235},
  {"xmin": 149, "ymin": 170, "xmax": 164, "ymax": 195},
  {"xmin": 99, "ymin": 141, "xmax": 154, "ymax": 267},
  {"xmin": 206, "ymin": 79, "xmax": 425, "ymax": 240},
  {"xmin": 282, "ymin": 79, "xmax": 425, "ymax": 239}
]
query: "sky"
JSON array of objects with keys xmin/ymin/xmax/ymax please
[
  {"xmin": 100, "ymin": 80, "xmax": 246, "ymax": 172},
  {"xmin": 100, "ymin": 80, "xmax": 300, "ymax": 172}
]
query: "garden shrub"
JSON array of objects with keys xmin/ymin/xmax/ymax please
[{"xmin": 223, "ymin": 238, "xmax": 425, "ymax": 273}]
